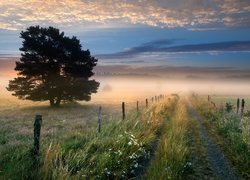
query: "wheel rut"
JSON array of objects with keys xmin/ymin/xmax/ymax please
[{"xmin": 187, "ymin": 102, "xmax": 239, "ymax": 180}]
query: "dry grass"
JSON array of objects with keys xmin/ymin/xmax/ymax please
[
  {"xmin": 0, "ymin": 95, "xmax": 178, "ymax": 179},
  {"xmin": 145, "ymin": 99, "xmax": 192, "ymax": 179}
]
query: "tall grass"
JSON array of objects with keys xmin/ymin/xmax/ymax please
[
  {"xmin": 193, "ymin": 96, "xmax": 250, "ymax": 178},
  {"xmin": 0, "ymin": 95, "xmax": 178, "ymax": 179},
  {"xmin": 145, "ymin": 99, "xmax": 192, "ymax": 179}
]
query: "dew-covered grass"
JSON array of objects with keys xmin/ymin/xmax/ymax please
[{"xmin": 0, "ymin": 95, "xmax": 178, "ymax": 179}]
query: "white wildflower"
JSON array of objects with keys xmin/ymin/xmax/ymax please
[
  {"xmin": 130, "ymin": 134, "xmax": 135, "ymax": 138},
  {"xmin": 134, "ymin": 162, "xmax": 139, "ymax": 168},
  {"xmin": 118, "ymin": 150, "xmax": 122, "ymax": 156}
]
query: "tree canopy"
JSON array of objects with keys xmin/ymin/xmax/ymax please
[{"xmin": 7, "ymin": 26, "xmax": 99, "ymax": 106}]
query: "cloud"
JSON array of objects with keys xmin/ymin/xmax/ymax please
[
  {"xmin": 0, "ymin": 0, "xmax": 250, "ymax": 31},
  {"xmin": 97, "ymin": 40, "xmax": 250, "ymax": 59},
  {"xmin": 97, "ymin": 39, "xmax": 177, "ymax": 59}
]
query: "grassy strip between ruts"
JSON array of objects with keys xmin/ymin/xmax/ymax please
[
  {"xmin": 145, "ymin": 98, "xmax": 193, "ymax": 179},
  {"xmin": 186, "ymin": 102, "xmax": 216, "ymax": 180},
  {"xmin": 0, "ymin": 95, "xmax": 178, "ymax": 179},
  {"xmin": 192, "ymin": 95, "xmax": 250, "ymax": 179}
]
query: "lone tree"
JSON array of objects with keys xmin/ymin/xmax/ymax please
[{"xmin": 7, "ymin": 26, "xmax": 99, "ymax": 106}]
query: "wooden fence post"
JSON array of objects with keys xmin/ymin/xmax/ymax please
[
  {"xmin": 33, "ymin": 115, "xmax": 42, "ymax": 164},
  {"xmin": 137, "ymin": 101, "xmax": 139, "ymax": 112},
  {"xmin": 208, "ymin": 95, "xmax": 210, "ymax": 102},
  {"xmin": 237, "ymin": 98, "xmax": 240, "ymax": 114},
  {"xmin": 146, "ymin": 98, "xmax": 148, "ymax": 107},
  {"xmin": 241, "ymin": 99, "xmax": 245, "ymax": 116},
  {"xmin": 98, "ymin": 106, "xmax": 102, "ymax": 133},
  {"xmin": 122, "ymin": 102, "xmax": 125, "ymax": 120},
  {"xmin": 211, "ymin": 101, "xmax": 217, "ymax": 112}
]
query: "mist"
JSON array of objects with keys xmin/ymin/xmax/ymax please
[
  {"xmin": 90, "ymin": 76, "xmax": 250, "ymax": 103},
  {"xmin": 1, "ymin": 59, "xmax": 250, "ymax": 104}
]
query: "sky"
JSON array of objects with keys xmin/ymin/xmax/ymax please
[{"xmin": 0, "ymin": 0, "xmax": 250, "ymax": 70}]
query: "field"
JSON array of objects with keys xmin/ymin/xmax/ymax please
[
  {"xmin": 1, "ymin": 0, "xmax": 250, "ymax": 179},
  {"xmin": 0, "ymin": 93, "xmax": 249, "ymax": 179},
  {"xmin": 0, "ymin": 95, "xmax": 178, "ymax": 179}
]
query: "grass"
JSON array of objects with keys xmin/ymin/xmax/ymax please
[
  {"xmin": 145, "ymin": 99, "xmax": 193, "ymax": 179},
  {"xmin": 1, "ymin": 94, "xmax": 249, "ymax": 179},
  {"xmin": 0, "ymin": 95, "xmax": 178, "ymax": 179},
  {"xmin": 192, "ymin": 95, "xmax": 250, "ymax": 179}
]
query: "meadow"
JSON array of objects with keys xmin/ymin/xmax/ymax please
[
  {"xmin": 1, "ymin": 0, "xmax": 250, "ymax": 179},
  {"xmin": 1, "ymin": 71, "xmax": 250, "ymax": 179},
  {"xmin": 1, "ymin": 93, "xmax": 249, "ymax": 179},
  {"xmin": 0, "ymin": 94, "xmax": 182, "ymax": 179}
]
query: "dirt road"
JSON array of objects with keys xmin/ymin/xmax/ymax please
[{"xmin": 187, "ymin": 102, "xmax": 239, "ymax": 180}]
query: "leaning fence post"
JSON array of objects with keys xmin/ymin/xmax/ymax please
[
  {"xmin": 33, "ymin": 115, "xmax": 42, "ymax": 165},
  {"xmin": 122, "ymin": 102, "xmax": 125, "ymax": 120},
  {"xmin": 241, "ymin": 99, "xmax": 245, "ymax": 116},
  {"xmin": 98, "ymin": 106, "xmax": 102, "ymax": 133},
  {"xmin": 211, "ymin": 101, "xmax": 217, "ymax": 112},
  {"xmin": 146, "ymin": 98, "xmax": 148, "ymax": 107},
  {"xmin": 237, "ymin": 98, "xmax": 240, "ymax": 114}
]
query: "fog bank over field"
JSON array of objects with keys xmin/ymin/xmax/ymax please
[
  {"xmin": 93, "ymin": 76, "xmax": 250, "ymax": 102},
  {"xmin": 2, "ymin": 75, "xmax": 250, "ymax": 103},
  {"xmin": 0, "ymin": 59, "xmax": 250, "ymax": 103}
]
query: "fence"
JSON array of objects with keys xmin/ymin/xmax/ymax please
[
  {"xmin": 207, "ymin": 95, "xmax": 246, "ymax": 116},
  {"xmin": 31, "ymin": 94, "xmax": 167, "ymax": 165}
]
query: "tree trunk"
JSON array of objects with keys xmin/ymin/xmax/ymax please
[
  {"xmin": 55, "ymin": 98, "xmax": 61, "ymax": 107},
  {"xmin": 48, "ymin": 83, "xmax": 62, "ymax": 107},
  {"xmin": 49, "ymin": 98, "xmax": 55, "ymax": 106}
]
